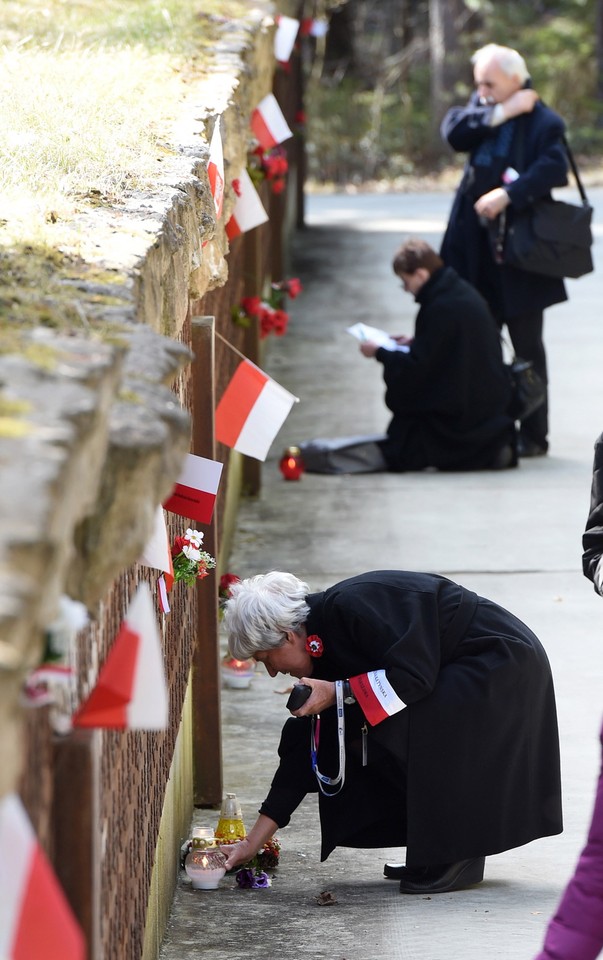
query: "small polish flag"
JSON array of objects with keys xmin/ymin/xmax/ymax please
[
  {"xmin": 72, "ymin": 583, "xmax": 169, "ymax": 730},
  {"xmin": 157, "ymin": 576, "xmax": 170, "ymax": 614},
  {"xmin": 0, "ymin": 792, "xmax": 85, "ymax": 960},
  {"xmin": 274, "ymin": 15, "xmax": 299, "ymax": 63},
  {"xmin": 215, "ymin": 360, "xmax": 298, "ymax": 461},
  {"xmin": 226, "ymin": 168, "xmax": 269, "ymax": 240},
  {"xmin": 350, "ymin": 670, "xmax": 407, "ymax": 727},
  {"xmin": 207, "ymin": 121, "xmax": 224, "ymax": 219},
  {"xmin": 139, "ymin": 505, "xmax": 174, "ymax": 591},
  {"xmin": 251, "ymin": 93, "xmax": 293, "ymax": 151},
  {"xmin": 163, "ymin": 454, "xmax": 223, "ymax": 525}
]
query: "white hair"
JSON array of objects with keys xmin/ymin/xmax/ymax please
[
  {"xmin": 224, "ymin": 571, "xmax": 310, "ymax": 660},
  {"xmin": 471, "ymin": 44, "xmax": 530, "ymax": 84}
]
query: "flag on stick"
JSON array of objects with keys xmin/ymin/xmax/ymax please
[
  {"xmin": 207, "ymin": 121, "xmax": 224, "ymax": 219},
  {"xmin": 251, "ymin": 94, "xmax": 293, "ymax": 151},
  {"xmin": 163, "ymin": 454, "xmax": 223, "ymax": 525},
  {"xmin": 274, "ymin": 16, "xmax": 299, "ymax": 62},
  {"xmin": 226, "ymin": 168, "xmax": 269, "ymax": 240},
  {"xmin": 139, "ymin": 505, "xmax": 174, "ymax": 591},
  {"xmin": 215, "ymin": 360, "xmax": 298, "ymax": 461},
  {"xmin": 0, "ymin": 793, "xmax": 85, "ymax": 960},
  {"xmin": 72, "ymin": 583, "xmax": 168, "ymax": 730}
]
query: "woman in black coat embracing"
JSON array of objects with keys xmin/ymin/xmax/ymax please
[{"xmin": 221, "ymin": 570, "xmax": 563, "ymax": 895}]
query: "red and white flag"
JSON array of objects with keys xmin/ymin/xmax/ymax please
[
  {"xmin": 163, "ymin": 453, "xmax": 223, "ymax": 525},
  {"xmin": 350, "ymin": 670, "xmax": 407, "ymax": 727},
  {"xmin": 215, "ymin": 359, "xmax": 298, "ymax": 461},
  {"xmin": 226, "ymin": 168, "xmax": 269, "ymax": 240},
  {"xmin": 72, "ymin": 583, "xmax": 168, "ymax": 730},
  {"xmin": 0, "ymin": 793, "xmax": 85, "ymax": 960},
  {"xmin": 139, "ymin": 505, "xmax": 174, "ymax": 591},
  {"xmin": 207, "ymin": 121, "xmax": 224, "ymax": 219},
  {"xmin": 274, "ymin": 15, "xmax": 299, "ymax": 62},
  {"xmin": 251, "ymin": 93, "xmax": 293, "ymax": 151}
]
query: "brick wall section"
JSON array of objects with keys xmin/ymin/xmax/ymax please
[{"xmin": 15, "ymin": 28, "xmax": 304, "ymax": 960}]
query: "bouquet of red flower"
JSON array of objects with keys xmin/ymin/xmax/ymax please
[
  {"xmin": 248, "ymin": 145, "xmax": 289, "ymax": 194},
  {"xmin": 171, "ymin": 529, "xmax": 216, "ymax": 588},
  {"xmin": 231, "ymin": 277, "xmax": 302, "ymax": 340},
  {"xmin": 218, "ymin": 572, "xmax": 240, "ymax": 619}
]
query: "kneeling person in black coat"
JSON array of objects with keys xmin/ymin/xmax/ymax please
[{"xmin": 361, "ymin": 238, "xmax": 517, "ymax": 472}]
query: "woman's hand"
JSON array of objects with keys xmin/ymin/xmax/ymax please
[
  {"xmin": 291, "ymin": 677, "xmax": 336, "ymax": 716},
  {"xmin": 220, "ymin": 837, "xmax": 257, "ymax": 872},
  {"xmin": 359, "ymin": 340, "xmax": 379, "ymax": 358}
]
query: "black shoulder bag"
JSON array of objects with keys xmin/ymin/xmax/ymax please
[{"xmin": 492, "ymin": 133, "xmax": 594, "ymax": 280}]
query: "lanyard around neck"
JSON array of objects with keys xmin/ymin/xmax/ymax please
[{"xmin": 310, "ymin": 680, "xmax": 346, "ymax": 796}]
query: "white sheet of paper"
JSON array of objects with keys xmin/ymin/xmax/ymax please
[{"xmin": 346, "ymin": 323, "xmax": 410, "ymax": 352}]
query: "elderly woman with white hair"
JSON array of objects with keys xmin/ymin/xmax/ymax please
[{"xmin": 222, "ymin": 569, "xmax": 562, "ymax": 894}]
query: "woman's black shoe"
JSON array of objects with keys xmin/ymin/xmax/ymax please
[
  {"xmin": 398, "ymin": 857, "xmax": 485, "ymax": 894},
  {"xmin": 384, "ymin": 863, "xmax": 428, "ymax": 880}
]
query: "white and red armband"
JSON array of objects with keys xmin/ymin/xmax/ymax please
[{"xmin": 349, "ymin": 670, "xmax": 407, "ymax": 726}]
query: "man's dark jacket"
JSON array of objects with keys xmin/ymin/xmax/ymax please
[
  {"xmin": 440, "ymin": 95, "xmax": 568, "ymax": 318},
  {"xmin": 376, "ymin": 265, "xmax": 513, "ymax": 471},
  {"xmin": 259, "ymin": 571, "xmax": 562, "ymax": 867}
]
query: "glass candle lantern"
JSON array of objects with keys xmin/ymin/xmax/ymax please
[
  {"xmin": 221, "ymin": 654, "xmax": 255, "ymax": 689},
  {"xmin": 279, "ymin": 446, "xmax": 305, "ymax": 481},
  {"xmin": 214, "ymin": 793, "xmax": 246, "ymax": 845},
  {"xmin": 184, "ymin": 837, "xmax": 227, "ymax": 890}
]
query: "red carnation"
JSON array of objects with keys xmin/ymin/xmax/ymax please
[
  {"xmin": 271, "ymin": 309, "xmax": 289, "ymax": 335},
  {"xmin": 171, "ymin": 536, "xmax": 187, "ymax": 557},
  {"xmin": 240, "ymin": 296, "xmax": 262, "ymax": 317},
  {"xmin": 232, "ymin": 178, "xmax": 242, "ymax": 197},
  {"xmin": 271, "ymin": 178, "xmax": 286, "ymax": 195},
  {"xmin": 286, "ymin": 278, "xmax": 302, "ymax": 299}
]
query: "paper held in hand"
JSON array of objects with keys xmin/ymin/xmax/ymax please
[{"xmin": 346, "ymin": 322, "xmax": 410, "ymax": 352}]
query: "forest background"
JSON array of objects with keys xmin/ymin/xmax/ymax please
[{"xmin": 309, "ymin": 0, "xmax": 603, "ymax": 186}]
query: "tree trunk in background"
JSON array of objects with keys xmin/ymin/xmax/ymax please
[
  {"xmin": 597, "ymin": 0, "xmax": 603, "ymax": 127},
  {"xmin": 428, "ymin": 0, "xmax": 466, "ymax": 155}
]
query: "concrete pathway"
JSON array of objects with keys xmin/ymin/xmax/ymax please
[{"xmin": 159, "ymin": 189, "xmax": 603, "ymax": 960}]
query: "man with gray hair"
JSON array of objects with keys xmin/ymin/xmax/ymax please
[{"xmin": 440, "ymin": 43, "xmax": 569, "ymax": 458}]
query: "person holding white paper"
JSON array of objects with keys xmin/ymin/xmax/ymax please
[
  {"xmin": 300, "ymin": 239, "xmax": 516, "ymax": 474},
  {"xmin": 360, "ymin": 238, "xmax": 517, "ymax": 472}
]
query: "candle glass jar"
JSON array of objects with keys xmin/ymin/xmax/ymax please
[
  {"xmin": 184, "ymin": 838, "xmax": 227, "ymax": 890},
  {"xmin": 214, "ymin": 792, "xmax": 246, "ymax": 844},
  {"xmin": 279, "ymin": 446, "xmax": 305, "ymax": 481}
]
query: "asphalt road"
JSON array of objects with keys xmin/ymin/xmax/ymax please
[{"xmin": 160, "ymin": 187, "xmax": 603, "ymax": 960}]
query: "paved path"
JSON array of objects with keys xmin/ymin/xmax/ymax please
[{"xmin": 160, "ymin": 189, "xmax": 603, "ymax": 960}]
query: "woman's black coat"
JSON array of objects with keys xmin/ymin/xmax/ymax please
[
  {"xmin": 376, "ymin": 266, "xmax": 514, "ymax": 471},
  {"xmin": 260, "ymin": 571, "xmax": 562, "ymax": 867}
]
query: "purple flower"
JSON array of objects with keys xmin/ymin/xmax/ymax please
[
  {"xmin": 252, "ymin": 871, "xmax": 271, "ymax": 888},
  {"xmin": 235, "ymin": 868, "xmax": 271, "ymax": 889}
]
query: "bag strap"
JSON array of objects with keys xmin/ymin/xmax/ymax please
[
  {"xmin": 513, "ymin": 112, "xmax": 589, "ymax": 207},
  {"xmin": 562, "ymin": 135, "xmax": 589, "ymax": 206}
]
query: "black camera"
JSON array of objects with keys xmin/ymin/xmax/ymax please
[{"xmin": 286, "ymin": 683, "xmax": 312, "ymax": 711}]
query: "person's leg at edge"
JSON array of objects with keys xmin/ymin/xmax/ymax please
[{"xmin": 504, "ymin": 309, "xmax": 548, "ymax": 455}]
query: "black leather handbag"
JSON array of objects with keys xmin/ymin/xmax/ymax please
[
  {"xmin": 492, "ymin": 137, "xmax": 594, "ymax": 280},
  {"xmin": 506, "ymin": 357, "xmax": 546, "ymax": 421}
]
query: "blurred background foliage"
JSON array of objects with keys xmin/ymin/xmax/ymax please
[{"xmin": 304, "ymin": 0, "xmax": 602, "ymax": 185}]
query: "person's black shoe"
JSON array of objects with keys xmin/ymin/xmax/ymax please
[
  {"xmin": 384, "ymin": 862, "xmax": 428, "ymax": 880},
  {"xmin": 489, "ymin": 443, "xmax": 518, "ymax": 470},
  {"xmin": 398, "ymin": 857, "xmax": 485, "ymax": 894},
  {"xmin": 517, "ymin": 437, "xmax": 547, "ymax": 458}
]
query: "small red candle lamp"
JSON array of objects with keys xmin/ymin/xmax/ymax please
[{"xmin": 279, "ymin": 446, "xmax": 305, "ymax": 481}]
